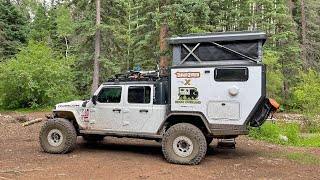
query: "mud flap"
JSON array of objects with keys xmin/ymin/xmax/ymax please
[{"xmin": 250, "ymin": 98, "xmax": 279, "ymax": 127}]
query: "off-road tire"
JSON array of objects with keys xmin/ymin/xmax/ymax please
[
  {"xmin": 39, "ymin": 118, "xmax": 77, "ymax": 154},
  {"xmin": 82, "ymin": 135, "xmax": 105, "ymax": 142},
  {"xmin": 162, "ymin": 123, "xmax": 207, "ymax": 165}
]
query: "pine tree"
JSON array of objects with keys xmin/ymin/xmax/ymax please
[
  {"xmin": 29, "ymin": 4, "xmax": 50, "ymax": 41},
  {"xmin": 0, "ymin": 0, "xmax": 28, "ymax": 60},
  {"xmin": 296, "ymin": 0, "xmax": 320, "ymax": 70}
]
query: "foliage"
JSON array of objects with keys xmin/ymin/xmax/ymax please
[
  {"xmin": 0, "ymin": 41, "xmax": 77, "ymax": 109},
  {"xmin": 70, "ymin": 0, "xmax": 128, "ymax": 96},
  {"xmin": 164, "ymin": 0, "xmax": 212, "ymax": 35},
  {"xmin": 263, "ymin": 50, "xmax": 284, "ymax": 103},
  {"xmin": 57, "ymin": 6, "xmax": 74, "ymax": 38},
  {"xmin": 29, "ymin": 4, "xmax": 51, "ymax": 42},
  {"xmin": 249, "ymin": 122, "xmax": 320, "ymax": 147},
  {"xmin": 293, "ymin": 69, "xmax": 320, "ymax": 128},
  {"xmin": 0, "ymin": 0, "xmax": 319, "ymax": 111},
  {"xmin": 0, "ymin": 0, "xmax": 28, "ymax": 59},
  {"xmin": 275, "ymin": 152, "xmax": 320, "ymax": 164},
  {"xmin": 285, "ymin": 152, "xmax": 320, "ymax": 164},
  {"xmin": 57, "ymin": 5, "xmax": 74, "ymax": 58},
  {"xmin": 0, "ymin": 106, "xmax": 52, "ymax": 113}
]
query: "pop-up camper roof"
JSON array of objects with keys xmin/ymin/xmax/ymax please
[{"xmin": 169, "ymin": 31, "xmax": 267, "ymax": 66}]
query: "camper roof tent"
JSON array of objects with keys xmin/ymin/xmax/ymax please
[{"xmin": 169, "ymin": 31, "xmax": 267, "ymax": 66}]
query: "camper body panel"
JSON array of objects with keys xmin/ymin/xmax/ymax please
[{"xmin": 170, "ymin": 65, "xmax": 263, "ymax": 126}]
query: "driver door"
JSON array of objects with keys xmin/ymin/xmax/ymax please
[{"xmin": 92, "ymin": 85, "xmax": 123, "ymax": 130}]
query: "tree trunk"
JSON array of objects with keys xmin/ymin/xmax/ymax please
[
  {"xmin": 64, "ymin": 36, "xmax": 68, "ymax": 59},
  {"xmin": 288, "ymin": 0, "xmax": 295, "ymax": 31},
  {"xmin": 91, "ymin": 0, "xmax": 101, "ymax": 95},
  {"xmin": 255, "ymin": 2, "xmax": 262, "ymax": 30},
  {"xmin": 300, "ymin": 0, "xmax": 308, "ymax": 71},
  {"xmin": 159, "ymin": 0, "xmax": 169, "ymax": 75}
]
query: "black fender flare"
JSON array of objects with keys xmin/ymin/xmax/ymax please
[{"xmin": 157, "ymin": 112, "xmax": 212, "ymax": 135}]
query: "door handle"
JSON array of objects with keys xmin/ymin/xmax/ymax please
[
  {"xmin": 139, "ymin": 109, "xmax": 148, "ymax": 113},
  {"xmin": 113, "ymin": 108, "xmax": 121, "ymax": 112}
]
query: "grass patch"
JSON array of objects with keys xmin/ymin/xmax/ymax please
[
  {"xmin": 262, "ymin": 151, "xmax": 320, "ymax": 164},
  {"xmin": 0, "ymin": 106, "xmax": 52, "ymax": 113},
  {"xmin": 299, "ymin": 135, "xmax": 320, "ymax": 147},
  {"xmin": 249, "ymin": 121, "xmax": 320, "ymax": 147},
  {"xmin": 284, "ymin": 152, "xmax": 320, "ymax": 164}
]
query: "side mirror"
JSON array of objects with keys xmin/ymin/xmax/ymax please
[{"xmin": 92, "ymin": 95, "xmax": 98, "ymax": 105}]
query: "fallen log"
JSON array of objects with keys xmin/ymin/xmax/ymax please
[{"xmin": 22, "ymin": 118, "xmax": 43, "ymax": 127}]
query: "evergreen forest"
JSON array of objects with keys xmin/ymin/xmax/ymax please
[{"xmin": 0, "ymin": 0, "xmax": 319, "ymax": 119}]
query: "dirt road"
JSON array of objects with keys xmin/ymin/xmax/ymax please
[{"xmin": 0, "ymin": 112, "xmax": 319, "ymax": 180}]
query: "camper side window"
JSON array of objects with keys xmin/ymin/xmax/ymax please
[{"xmin": 214, "ymin": 68, "xmax": 248, "ymax": 82}]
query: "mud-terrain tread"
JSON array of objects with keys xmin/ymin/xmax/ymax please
[
  {"xmin": 39, "ymin": 118, "xmax": 77, "ymax": 154},
  {"xmin": 162, "ymin": 123, "xmax": 207, "ymax": 165}
]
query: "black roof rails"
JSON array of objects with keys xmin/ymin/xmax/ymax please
[
  {"xmin": 169, "ymin": 31, "xmax": 267, "ymax": 45},
  {"xmin": 110, "ymin": 70, "xmax": 163, "ymax": 82}
]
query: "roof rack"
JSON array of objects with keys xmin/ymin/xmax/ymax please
[{"xmin": 110, "ymin": 70, "xmax": 162, "ymax": 82}]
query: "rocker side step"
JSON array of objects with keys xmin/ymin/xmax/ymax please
[{"xmin": 217, "ymin": 138, "xmax": 236, "ymax": 149}]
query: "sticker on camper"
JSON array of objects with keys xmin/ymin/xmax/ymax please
[
  {"xmin": 184, "ymin": 79, "xmax": 191, "ymax": 85},
  {"xmin": 175, "ymin": 72, "xmax": 200, "ymax": 78},
  {"xmin": 175, "ymin": 87, "xmax": 201, "ymax": 104}
]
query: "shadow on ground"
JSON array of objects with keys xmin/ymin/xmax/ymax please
[{"xmin": 75, "ymin": 137, "xmax": 259, "ymax": 160}]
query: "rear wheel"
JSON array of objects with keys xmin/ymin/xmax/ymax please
[
  {"xmin": 39, "ymin": 118, "xmax": 77, "ymax": 154},
  {"xmin": 162, "ymin": 123, "xmax": 207, "ymax": 165}
]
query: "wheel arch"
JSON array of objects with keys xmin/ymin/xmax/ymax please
[
  {"xmin": 157, "ymin": 112, "xmax": 212, "ymax": 136},
  {"xmin": 52, "ymin": 111, "xmax": 80, "ymax": 133},
  {"xmin": 53, "ymin": 111, "xmax": 76, "ymax": 121}
]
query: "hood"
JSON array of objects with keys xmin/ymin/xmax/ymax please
[{"xmin": 54, "ymin": 100, "xmax": 86, "ymax": 110}]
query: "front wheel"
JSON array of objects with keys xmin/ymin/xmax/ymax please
[
  {"xmin": 39, "ymin": 118, "xmax": 77, "ymax": 154},
  {"xmin": 162, "ymin": 123, "xmax": 207, "ymax": 165}
]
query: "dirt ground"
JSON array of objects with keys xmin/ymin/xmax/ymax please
[{"xmin": 0, "ymin": 112, "xmax": 320, "ymax": 180}]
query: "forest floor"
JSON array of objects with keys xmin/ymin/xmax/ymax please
[{"xmin": 0, "ymin": 111, "xmax": 320, "ymax": 180}]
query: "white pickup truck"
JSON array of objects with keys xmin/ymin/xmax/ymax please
[{"xmin": 39, "ymin": 31, "xmax": 279, "ymax": 165}]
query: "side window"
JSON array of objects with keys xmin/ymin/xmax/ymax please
[
  {"xmin": 97, "ymin": 87, "xmax": 122, "ymax": 103},
  {"xmin": 214, "ymin": 67, "xmax": 248, "ymax": 82},
  {"xmin": 128, "ymin": 86, "xmax": 151, "ymax": 104}
]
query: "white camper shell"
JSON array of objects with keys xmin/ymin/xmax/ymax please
[{"xmin": 39, "ymin": 31, "xmax": 279, "ymax": 165}]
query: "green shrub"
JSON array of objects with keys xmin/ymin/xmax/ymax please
[
  {"xmin": 282, "ymin": 123, "xmax": 300, "ymax": 144},
  {"xmin": 249, "ymin": 122, "xmax": 283, "ymax": 144},
  {"xmin": 0, "ymin": 41, "xmax": 77, "ymax": 109},
  {"xmin": 249, "ymin": 122, "xmax": 320, "ymax": 147},
  {"xmin": 293, "ymin": 69, "xmax": 320, "ymax": 131},
  {"xmin": 263, "ymin": 50, "xmax": 284, "ymax": 102}
]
